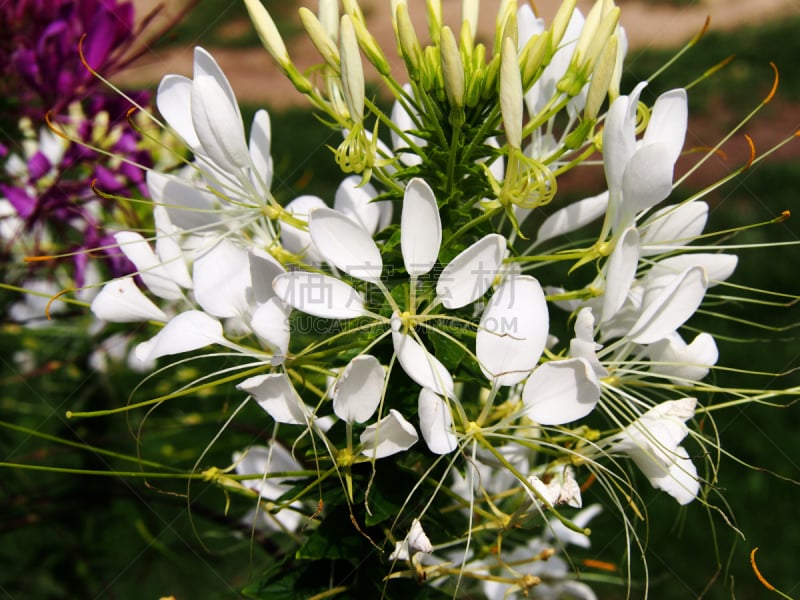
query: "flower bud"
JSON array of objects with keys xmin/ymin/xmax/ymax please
[
  {"xmin": 550, "ymin": 0, "xmax": 577, "ymax": 50},
  {"xmin": 299, "ymin": 7, "xmax": 340, "ymax": 71},
  {"xmin": 426, "ymin": 0, "xmax": 443, "ymax": 44},
  {"xmin": 440, "ymin": 26, "xmax": 465, "ymax": 110},
  {"xmin": 245, "ymin": 0, "xmax": 313, "ymax": 94},
  {"xmin": 585, "ymin": 34, "xmax": 617, "ymax": 120},
  {"xmin": 396, "ymin": 2, "xmax": 423, "ymax": 76},
  {"xmin": 244, "ymin": 0, "xmax": 290, "ymax": 68},
  {"xmin": 319, "ymin": 0, "xmax": 339, "ymax": 41},
  {"xmin": 461, "ymin": 0, "xmax": 479, "ymax": 45},
  {"xmin": 500, "ymin": 37, "xmax": 523, "ymax": 149},
  {"xmin": 520, "ymin": 30, "xmax": 550, "ymax": 90},
  {"xmin": 339, "ymin": 15, "xmax": 365, "ymax": 122},
  {"xmin": 350, "ymin": 11, "xmax": 392, "ymax": 76}
]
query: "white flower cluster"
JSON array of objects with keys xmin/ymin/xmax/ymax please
[{"xmin": 84, "ymin": 0, "xmax": 796, "ymax": 596}]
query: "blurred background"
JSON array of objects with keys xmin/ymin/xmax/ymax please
[{"xmin": 2, "ymin": 0, "xmax": 799, "ymax": 598}]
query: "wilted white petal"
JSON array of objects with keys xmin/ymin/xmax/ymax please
[
  {"xmin": 332, "ymin": 355, "xmax": 385, "ymax": 423},
  {"xmin": 359, "ymin": 409, "xmax": 418, "ymax": 458},
  {"xmin": 388, "ymin": 518, "xmax": 433, "ymax": 561},
  {"xmin": 646, "ymin": 253, "xmax": 737, "ymax": 287},
  {"xmin": 273, "ymin": 271, "xmax": 367, "ymax": 319},
  {"xmin": 391, "ymin": 315, "xmax": 454, "ymax": 398},
  {"xmin": 334, "ymin": 176, "xmax": 381, "ymax": 234},
  {"xmin": 309, "ymin": 207, "xmax": 382, "ymax": 283},
  {"xmin": 249, "ymin": 109, "xmax": 273, "ymax": 192},
  {"xmin": 114, "ymin": 231, "xmax": 183, "ymax": 301},
  {"xmin": 640, "ymin": 201, "xmax": 708, "ymax": 254},
  {"xmin": 643, "ymin": 88, "xmax": 687, "ymax": 165},
  {"xmin": 436, "ymin": 234, "xmax": 505, "ymax": 309},
  {"xmin": 648, "ymin": 332, "xmax": 717, "ymax": 383},
  {"xmin": 569, "ymin": 308, "xmax": 608, "ymax": 377},
  {"xmin": 190, "ymin": 48, "xmax": 250, "ymax": 170},
  {"xmin": 535, "ymin": 191, "xmax": 609, "ymax": 245},
  {"xmin": 402, "ymin": 178, "xmax": 441, "ymax": 277},
  {"xmin": 135, "ymin": 310, "xmax": 225, "ymax": 362},
  {"xmin": 633, "ymin": 445, "xmax": 699, "ymax": 505},
  {"xmin": 281, "ymin": 195, "xmax": 327, "ymax": 264},
  {"xmin": 91, "ymin": 277, "xmax": 168, "ymax": 323},
  {"xmin": 601, "ymin": 226, "xmax": 640, "ymax": 322},
  {"xmin": 629, "ymin": 266, "xmax": 707, "ymax": 344},
  {"xmin": 193, "ymin": 240, "xmax": 251, "ymax": 318},
  {"xmin": 418, "ymin": 388, "xmax": 458, "ymax": 454},
  {"xmin": 250, "ymin": 298, "xmax": 290, "ymax": 360},
  {"xmin": 522, "ymin": 358, "xmax": 601, "ymax": 425},
  {"xmin": 477, "ymin": 275, "xmax": 549, "ymax": 386},
  {"xmin": 238, "ymin": 372, "xmax": 308, "ymax": 425}
]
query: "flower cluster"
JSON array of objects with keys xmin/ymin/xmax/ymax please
[
  {"xmin": 0, "ymin": 0, "xmax": 174, "ymax": 295},
  {"xmin": 75, "ymin": 0, "xmax": 796, "ymax": 597}
]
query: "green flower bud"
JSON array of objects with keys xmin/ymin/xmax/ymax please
[
  {"xmin": 339, "ymin": 15, "xmax": 365, "ymax": 122},
  {"xmin": 440, "ymin": 26, "xmax": 465, "ymax": 109},
  {"xmin": 500, "ymin": 37, "xmax": 523, "ymax": 149},
  {"xmin": 584, "ymin": 34, "xmax": 617, "ymax": 120},
  {"xmin": 299, "ymin": 7, "xmax": 340, "ymax": 71},
  {"xmin": 396, "ymin": 2, "xmax": 423, "ymax": 77},
  {"xmin": 426, "ymin": 0, "xmax": 443, "ymax": 44}
]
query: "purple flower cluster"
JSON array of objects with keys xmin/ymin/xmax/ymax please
[{"xmin": 0, "ymin": 0, "xmax": 159, "ymax": 286}]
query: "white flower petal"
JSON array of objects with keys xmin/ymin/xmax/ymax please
[
  {"xmin": 135, "ymin": 310, "xmax": 225, "ymax": 362},
  {"xmin": 153, "ymin": 205, "xmax": 193, "ymax": 289},
  {"xmin": 621, "ymin": 143, "xmax": 675, "ymax": 216},
  {"xmin": 401, "ymin": 178, "xmax": 441, "ymax": 277},
  {"xmin": 390, "ymin": 86, "xmax": 425, "ymax": 167},
  {"xmin": 250, "ymin": 298, "xmax": 290, "ymax": 360},
  {"xmin": 309, "ymin": 207, "xmax": 383, "ymax": 283},
  {"xmin": 332, "ymin": 355, "xmax": 385, "ymax": 423},
  {"xmin": 629, "ymin": 266, "xmax": 708, "ymax": 344},
  {"xmin": 193, "ymin": 240, "xmax": 251, "ymax": 318},
  {"xmin": 114, "ymin": 231, "xmax": 184, "ymax": 301},
  {"xmin": 249, "ymin": 250, "xmax": 285, "ymax": 304},
  {"xmin": 190, "ymin": 48, "xmax": 250, "ymax": 170},
  {"xmin": 477, "ymin": 275, "xmax": 549, "ymax": 386},
  {"xmin": 640, "ymin": 201, "xmax": 708, "ymax": 254},
  {"xmin": 238, "ymin": 372, "xmax": 308, "ymax": 425},
  {"xmin": 91, "ymin": 277, "xmax": 167, "ymax": 323},
  {"xmin": 522, "ymin": 358, "xmax": 601, "ymax": 425},
  {"xmin": 601, "ymin": 226, "xmax": 640, "ymax": 322},
  {"xmin": 147, "ymin": 171, "xmax": 220, "ymax": 231},
  {"xmin": 633, "ymin": 445, "xmax": 699, "ymax": 505},
  {"xmin": 648, "ymin": 332, "xmax": 717, "ymax": 383},
  {"xmin": 391, "ymin": 315, "xmax": 454, "ymax": 398},
  {"xmin": 249, "ymin": 109, "xmax": 273, "ymax": 192},
  {"xmin": 646, "ymin": 253, "xmax": 737, "ymax": 287},
  {"xmin": 643, "ymin": 88, "xmax": 687, "ymax": 165},
  {"xmin": 436, "ymin": 234, "xmax": 505, "ymax": 309},
  {"xmin": 156, "ymin": 74, "xmax": 199, "ymax": 148},
  {"xmin": 280, "ymin": 195, "xmax": 327, "ymax": 265},
  {"xmin": 418, "ymin": 388, "xmax": 458, "ymax": 454},
  {"xmin": 359, "ymin": 409, "xmax": 418, "ymax": 458},
  {"xmin": 272, "ymin": 271, "xmax": 367, "ymax": 319},
  {"xmin": 535, "ymin": 191, "xmax": 609, "ymax": 246},
  {"xmin": 334, "ymin": 176, "xmax": 381, "ymax": 234},
  {"xmin": 603, "ymin": 85, "xmax": 644, "ymax": 192}
]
